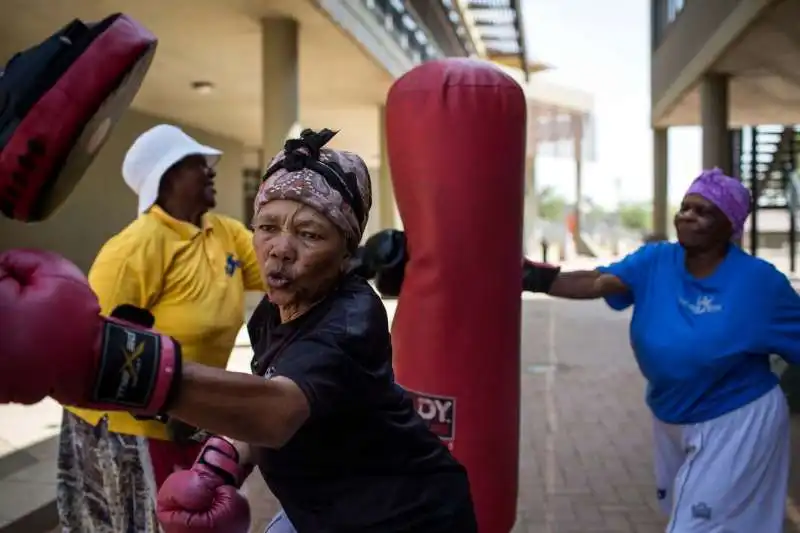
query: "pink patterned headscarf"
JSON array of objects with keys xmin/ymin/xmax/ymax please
[
  {"xmin": 685, "ymin": 168, "xmax": 751, "ymax": 239},
  {"xmin": 254, "ymin": 129, "xmax": 372, "ymax": 250}
]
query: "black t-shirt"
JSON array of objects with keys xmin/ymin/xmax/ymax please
[{"xmin": 248, "ymin": 275, "xmax": 477, "ymax": 533}]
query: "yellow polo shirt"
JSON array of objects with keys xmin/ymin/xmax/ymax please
[{"xmin": 67, "ymin": 205, "xmax": 264, "ymax": 440}]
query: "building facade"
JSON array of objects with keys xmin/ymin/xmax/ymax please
[
  {"xmin": 650, "ymin": 0, "xmax": 800, "ymax": 242},
  {"xmin": 1, "ymin": 0, "xmax": 594, "ymax": 274}
]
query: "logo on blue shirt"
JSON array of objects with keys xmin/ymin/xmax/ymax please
[
  {"xmin": 679, "ymin": 295, "xmax": 722, "ymax": 315},
  {"xmin": 225, "ymin": 254, "xmax": 242, "ymax": 277}
]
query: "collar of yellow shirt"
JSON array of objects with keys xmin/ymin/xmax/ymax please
[{"xmin": 148, "ymin": 204, "xmax": 213, "ymax": 239}]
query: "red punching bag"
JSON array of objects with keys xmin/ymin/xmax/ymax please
[{"xmin": 386, "ymin": 59, "xmax": 526, "ymax": 533}]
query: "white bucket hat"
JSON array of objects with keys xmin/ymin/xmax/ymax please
[{"xmin": 122, "ymin": 124, "xmax": 222, "ymax": 214}]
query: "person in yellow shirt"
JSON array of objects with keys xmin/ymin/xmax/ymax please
[{"xmin": 56, "ymin": 124, "xmax": 264, "ymax": 532}]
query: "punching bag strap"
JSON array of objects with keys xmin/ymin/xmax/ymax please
[{"xmin": 262, "ymin": 128, "xmax": 365, "ymax": 225}]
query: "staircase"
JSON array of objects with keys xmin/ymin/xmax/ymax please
[
  {"xmin": 738, "ymin": 125, "xmax": 800, "ymax": 269},
  {"xmin": 742, "ymin": 126, "xmax": 800, "ymax": 411}
]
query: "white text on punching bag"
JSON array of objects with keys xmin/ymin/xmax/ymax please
[{"xmin": 416, "ymin": 397, "xmax": 453, "ymax": 424}]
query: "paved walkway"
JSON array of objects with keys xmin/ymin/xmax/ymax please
[
  {"xmin": 243, "ymin": 294, "xmax": 800, "ymax": 532},
  {"xmin": 4, "ymin": 267, "xmax": 800, "ymax": 532},
  {"xmin": 240, "ymin": 295, "xmax": 673, "ymax": 533},
  {"xmin": 514, "ymin": 296, "xmax": 664, "ymax": 532},
  {"xmin": 237, "ymin": 296, "xmax": 663, "ymax": 532}
]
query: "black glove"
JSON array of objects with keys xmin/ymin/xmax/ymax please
[
  {"xmin": 352, "ymin": 229, "xmax": 408, "ymax": 298},
  {"xmin": 522, "ymin": 260, "xmax": 561, "ymax": 293},
  {"xmin": 110, "ymin": 304, "xmax": 156, "ymax": 328},
  {"xmin": 351, "ymin": 248, "xmax": 377, "ymax": 279}
]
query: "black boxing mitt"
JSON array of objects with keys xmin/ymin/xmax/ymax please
[
  {"xmin": 352, "ymin": 229, "xmax": 408, "ymax": 298},
  {"xmin": 522, "ymin": 260, "xmax": 561, "ymax": 293}
]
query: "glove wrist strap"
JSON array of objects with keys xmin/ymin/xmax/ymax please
[
  {"xmin": 88, "ymin": 317, "xmax": 181, "ymax": 415},
  {"xmin": 197, "ymin": 437, "xmax": 248, "ymax": 488}
]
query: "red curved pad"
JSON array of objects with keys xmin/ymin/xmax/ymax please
[
  {"xmin": 386, "ymin": 58, "xmax": 527, "ymax": 533},
  {"xmin": 0, "ymin": 14, "xmax": 157, "ymax": 221}
]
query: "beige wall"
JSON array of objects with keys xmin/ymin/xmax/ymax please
[
  {"xmin": 303, "ymin": 106, "xmax": 381, "ymax": 168},
  {"xmin": 0, "ymin": 110, "xmax": 246, "ymax": 272}
]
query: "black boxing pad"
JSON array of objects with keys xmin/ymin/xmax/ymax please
[
  {"xmin": 350, "ymin": 229, "xmax": 408, "ymax": 298},
  {"xmin": 0, "ymin": 13, "xmax": 158, "ymax": 222},
  {"xmin": 368, "ymin": 229, "xmax": 407, "ymax": 298}
]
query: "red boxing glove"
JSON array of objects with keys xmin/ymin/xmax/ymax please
[
  {"xmin": 157, "ymin": 437, "xmax": 251, "ymax": 533},
  {"xmin": 0, "ymin": 248, "xmax": 181, "ymax": 414}
]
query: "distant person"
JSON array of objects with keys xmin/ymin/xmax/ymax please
[{"xmin": 56, "ymin": 125, "xmax": 264, "ymax": 532}]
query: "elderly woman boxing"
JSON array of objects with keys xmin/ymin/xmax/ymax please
[
  {"xmin": 146, "ymin": 128, "xmax": 477, "ymax": 533},
  {"xmin": 0, "ymin": 128, "xmax": 476, "ymax": 532},
  {"xmin": 540, "ymin": 168, "xmax": 800, "ymax": 532}
]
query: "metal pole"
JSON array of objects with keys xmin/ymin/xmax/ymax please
[
  {"xmin": 789, "ymin": 127, "xmax": 797, "ymax": 273},
  {"xmin": 573, "ymin": 113, "xmax": 583, "ymax": 237},
  {"xmin": 750, "ymin": 126, "xmax": 759, "ymax": 256},
  {"xmin": 730, "ymin": 128, "xmax": 742, "ymax": 179}
]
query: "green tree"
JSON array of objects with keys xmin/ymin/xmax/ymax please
[
  {"xmin": 618, "ymin": 202, "xmax": 652, "ymax": 231},
  {"xmin": 537, "ymin": 186, "xmax": 567, "ymax": 221}
]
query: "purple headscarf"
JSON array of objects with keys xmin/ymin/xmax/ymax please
[{"xmin": 685, "ymin": 168, "xmax": 751, "ymax": 239}]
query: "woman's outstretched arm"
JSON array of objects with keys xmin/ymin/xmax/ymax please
[
  {"xmin": 547, "ymin": 270, "xmax": 629, "ymax": 299},
  {"xmin": 167, "ymin": 363, "xmax": 310, "ymax": 449}
]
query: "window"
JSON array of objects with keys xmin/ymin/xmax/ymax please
[
  {"xmin": 652, "ymin": 0, "xmax": 688, "ymax": 48},
  {"xmin": 666, "ymin": 0, "xmax": 685, "ymax": 24}
]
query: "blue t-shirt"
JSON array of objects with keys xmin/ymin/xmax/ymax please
[{"xmin": 598, "ymin": 242, "xmax": 800, "ymax": 424}]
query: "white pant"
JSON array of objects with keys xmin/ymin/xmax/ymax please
[
  {"xmin": 652, "ymin": 385, "xmax": 789, "ymax": 532},
  {"xmin": 264, "ymin": 510, "xmax": 296, "ymax": 533}
]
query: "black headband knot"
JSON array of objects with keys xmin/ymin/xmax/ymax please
[
  {"xmin": 281, "ymin": 128, "xmax": 338, "ymax": 171},
  {"xmin": 262, "ymin": 128, "xmax": 365, "ymax": 236}
]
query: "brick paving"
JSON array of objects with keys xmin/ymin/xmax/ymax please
[
  {"xmin": 241, "ymin": 298, "xmax": 665, "ymax": 532},
  {"xmin": 513, "ymin": 297, "xmax": 664, "ymax": 533}
]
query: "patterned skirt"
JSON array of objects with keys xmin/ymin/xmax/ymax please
[{"xmin": 56, "ymin": 411, "xmax": 200, "ymax": 533}]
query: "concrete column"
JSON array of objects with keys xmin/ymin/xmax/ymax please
[
  {"xmin": 377, "ymin": 105, "xmax": 398, "ymax": 230},
  {"xmin": 729, "ymin": 128, "xmax": 742, "ymax": 179},
  {"xmin": 700, "ymin": 73, "xmax": 731, "ymax": 174},
  {"xmin": 524, "ymin": 103, "xmax": 540, "ymax": 255},
  {"xmin": 362, "ymin": 165, "xmax": 381, "ymax": 240},
  {"xmin": 262, "ymin": 18, "xmax": 300, "ymax": 164},
  {"xmin": 527, "ymin": 154, "xmax": 538, "ymax": 222},
  {"xmin": 522, "ymin": 154, "xmax": 537, "ymax": 255},
  {"xmin": 653, "ymin": 127, "xmax": 669, "ymax": 238},
  {"xmin": 572, "ymin": 114, "xmax": 584, "ymax": 236}
]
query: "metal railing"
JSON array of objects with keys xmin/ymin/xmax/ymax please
[
  {"xmin": 788, "ymin": 171, "xmax": 800, "ymax": 211},
  {"xmin": 361, "ymin": 0, "xmax": 443, "ymax": 64},
  {"xmin": 463, "ymin": 0, "xmax": 528, "ymax": 78}
]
